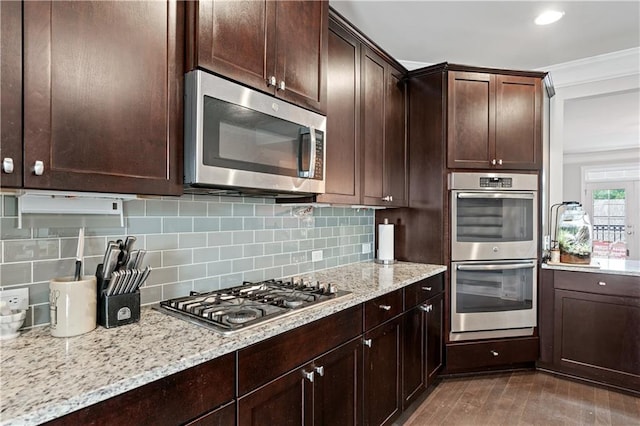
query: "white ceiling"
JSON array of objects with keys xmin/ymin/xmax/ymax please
[{"xmin": 330, "ymin": 1, "xmax": 640, "ymax": 154}]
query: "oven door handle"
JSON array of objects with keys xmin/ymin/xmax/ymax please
[
  {"xmin": 457, "ymin": 262, "xmax": 537, "ymax": 271},
  {"xmin": 457, "ymin": 192, "xmax": 534, "ymax": 199},
  {"xmin": 298, "ymin": 126, "xmax": 317, "ymax": 178}
]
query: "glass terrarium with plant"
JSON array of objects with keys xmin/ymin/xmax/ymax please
[{"xmin": 557, "ymin": 205, "xmax": 593, "ymax": 264}]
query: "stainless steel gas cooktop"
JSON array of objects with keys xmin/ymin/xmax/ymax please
[{"xmin": 156, "ymin": 278, "xmax": 349, "ymax": 335}]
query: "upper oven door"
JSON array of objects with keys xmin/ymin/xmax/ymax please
[{"xmin": 451, "ymin": 190, "xmax": 538, "ymax": 260}]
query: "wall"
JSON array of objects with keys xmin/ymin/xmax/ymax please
[{"xmin": 0, "ymin": 193, "xmax": 374, "ymax": 329}]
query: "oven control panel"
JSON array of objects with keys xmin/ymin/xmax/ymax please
[{"xmin": 479, "ymin": 177, "xmax": 513, "ymax": 188}]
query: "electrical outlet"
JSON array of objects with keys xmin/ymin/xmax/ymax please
[
  {"xmin": 312, "ymin": 250, "xmax": 323, "ymax": 262},
  {"xmin": 0, "ymin": 288, "xmax": 29, "ymax": 311},
  {"xmin": 362, "ymin": 243, "xmax": 372, "ymax": 254}
]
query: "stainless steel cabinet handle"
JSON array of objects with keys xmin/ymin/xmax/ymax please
[
  {"xmin": 419, "ymin": 304, "xmax": 431, "ymax": 312},
  {"xmin": 498, "ymin": 159, "xmax": 503, "ymax": 165},
  {"xmin": 267, "ymin": 76, "xmax": 276, "ymax": 87},
  {"xmin": 302, "ymin": 370, "xmax": 314, "ymax": 382},
  {"xmin": 382, "ymin": 195, "xmax": 392, "ymax": 202},
  {"xmin": 278, "ymin": 80, "xmax": 286, "ymax": 91},
  {"xmin": 490, "ymin": 350, "xmax": 499, "ymax": 357},
  {"xmin": 491, "ymin": 159, "xmax": 497, "ymax": 166},
  {"xmin": 421, "ymin": 286, "xmax": 432, "ymax": 291},
  {"xmin": 363, "ymin": 338, "xmax": 372, "ymax": 348},
  {"xmin": 457, "ymin": 261, "xmax": 536, "ymax": 271},
  {"xmin": 598, "ymin": 281, "xmax": 606, "ymax": 286},
  {"xmin": 427, "ymin": 304, "xmax": 433, "ymax": 312},
  {"xmin": 314, "ymin": 366, "xmax": 324, "ymax": 377},
  {"xmin": 2, "ymin": 158, "xmax": 14, "ymax": 174},
  {"xmin": 379, "ymin": 304, "xmax": 392, "ymax": 311},
  {"xmin": 33, "ymin": 160, "xmax": 44, "ymax": 176}
]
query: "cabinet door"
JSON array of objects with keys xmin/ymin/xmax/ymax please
[
  {"xmin": 447, "ymin": 71, "xmax": 495, "ymax": 169},
  {"xmin": 317, "ymin": 22, "xmax": 361, "ymax": 204},
  {"xmin": 238, "ymin": 367, "xmax": 313, "ymax": 426},
  {"xmin": 384, "ymin": 70, "xmax": 407, "ymax": 207},
  {"xmin": 425, "ymin": 293, "xmax": 444, "ymax": 386},
  {"xmin": 361, "ymin": 48, "xmax": 386, "ymax": 206},
  {"xmin": 314, "ymin": 338, "xmax": 363, "ymax": 426},
  {"xmin": 273, "ymin": 0, "xmax": 327, "ymax": 113},
  {"xmin": 364, "ymin": 318, "xmax": 402, "ymax": 426},
  {"xmin": 402, "ymin": 306, "xmax": 425, "ymax": 409},
  {"xmin": 23, "ymin": 1, "xmax": 183, "ymax": 195},
  {"xmin": 0, "ymin": 0, "xmax": 22, "ymax": 188},
  {"xmin": 186, "ymin": 401, "xmax": 236, "ymax": 426},
  {"xmin": 189, "ymin": 0, "xmax": 275, "ymax": 94},
  {"xmin": 554, "ymin": 289, "xmax": 640, "ymax": 391},
  {"xmin": 495, "ymin": 75, "xmax": 541, "ymax": 170}
]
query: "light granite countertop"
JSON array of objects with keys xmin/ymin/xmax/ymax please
[
  {"xmin": 542, "ymin": 258, "xmax": 640, "ymax": 277},
  {"xmin": 0, "ymin": 261, "xmax": 446, "ymax": 426}
]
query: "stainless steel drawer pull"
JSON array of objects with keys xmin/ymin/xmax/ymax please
[
  {"xmin": 278, "ymin": 80, "xmax": 286, "ymax": 91},
  {"xmin": 598, "ymin": 281, "xmax": 606, "ymax": 286},
  {"xmin": 33, "ymin": 160, "xmax": 44, "ymax": 176},
  {"xmin": 302, "ymin": 370, "xmax": 314, "ymax": 382},
  {"xmin": 422, "ymin": 286, "xmax": 432, "ymax": 291},
  {"xmin": 267, "ymin": 76, "xmax": 276, "ymax": 87},
  {"xmin": 491, "ymin": 159, "xmax": 497, "ymax": 166},
  {"xmin": 314, "ymin": 366, "xmax": 324, "ymax": 377},
  {"xmin": 379, "ymin": 304, "xmax": 392, "ymax": 311},
  {"xmin": 419, "ymin": 304, "xmax": 429, "ymax": 312},
  {"xmin": 363, "ymin": 338, "xmax": 372, "ymax": 348},
  {"xmin": 2, "ymin": 158, "xmax": 14, "ymax": 174},
  {"xmin": 490, "ymin": 350, "xmax": 499, "ymax": 357}
]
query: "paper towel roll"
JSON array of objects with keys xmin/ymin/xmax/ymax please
[{"xmin": 377, "ymin": 220, "xmax": 394, "ymax": 261}]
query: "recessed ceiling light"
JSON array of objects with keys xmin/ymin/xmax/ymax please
[{"xmin": 535, "ymin": 10, "xmax": 565, "ymax": 25}]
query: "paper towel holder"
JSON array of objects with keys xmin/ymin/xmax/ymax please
[
  {"xmin": 375, "ymin": 258, "xmax": 397, "ymax": 265},
  {"xmin": 375, "ymin": 218, "xmax": 397, "ymax": 265}
]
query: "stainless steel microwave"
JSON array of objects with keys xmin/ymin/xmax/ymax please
[{"xmin": 184, "ymin": 70, "xmax": 326, "ymax": 195}]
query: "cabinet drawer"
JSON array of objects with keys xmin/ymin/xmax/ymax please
[
  {"xmin": 238, "ymin": 304, "xmax": 363, "ymax": 395},
  {"xmin": 364, "ymin": 289, "xmax": 403, "ymax": 330},
  {"xmin": 446, "ymin": 337, "xmax": 538, "ymax": 372},
  {"xmin": 554, "ymin": 271, "xmax": 640, "ymax": 298},
  {"xmin": 404, "ymin": 274, "xmax": 444, "ymax": 308}
]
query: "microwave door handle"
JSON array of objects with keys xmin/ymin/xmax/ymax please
[
  {"xmin": 298, "ymin": 127, "xmax": 316, "ymax": 178},
  {"xmin": 457, "ymin": 193, "xmax": 534, "ymax": 199},
  {"xmin": 457, "ymin": 262, "xmax": 536, "ymax": 271}
]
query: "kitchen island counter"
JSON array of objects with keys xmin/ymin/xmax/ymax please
[
  {"xmin": 542, "ymin": 258, "xmax": 640, "ymax": 277},
  {"xmin": 0, "ymin": 261, "xmax": 445, "ymax": 426}
]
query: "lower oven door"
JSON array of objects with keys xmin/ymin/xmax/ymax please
[{"xmin": 451, "ymin": 260, "xmax": 537, "ymax": 335}]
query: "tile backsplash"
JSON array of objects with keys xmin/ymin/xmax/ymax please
[{"xmin": 0, "ymin": 193, "xmax": 374, "ymax": 329}]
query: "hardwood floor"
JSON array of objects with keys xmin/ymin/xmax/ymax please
[{"xmin": 398, "ymin": 371, "xmax": 640, "ymax": 425}]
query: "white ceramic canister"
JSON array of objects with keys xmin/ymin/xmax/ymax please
[{"xmin": 49, "ymin": 276, "xmax": 97, "ymax": 337}]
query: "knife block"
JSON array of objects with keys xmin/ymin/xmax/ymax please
[{"xmin": 95, "ymin": 264, "xmax": 141, "ymax": 328}]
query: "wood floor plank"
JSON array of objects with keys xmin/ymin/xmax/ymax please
[{"xmin": 400, "ymin": 371, "xmax": 639, "ymax": 426}]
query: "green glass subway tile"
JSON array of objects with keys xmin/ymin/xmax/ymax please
[
  {"xmin": 219, "ymin": 245, "xmax": 243, "ymax": 260},
  {"xmin": 264, "ymin": 242, "xmax": 282, "ymax": 255},
  {"xmin": 162, "ymin": 249, "xmax": 193, "ymax": 267},
  {"xmin": 255, "ymin": 230, "xmax": 274, "ymax": 243},
  {"xmin": 273, "ymin": 253, "xmax": 291, "ymax": 267},
  {"xmin": 299, "ymin": 239, "xmax": 313, "ymax": 251},
  {"xmin": 243, "ymin": 269, "xmax": 264, "ymax": 283},
  {"xmin": 264, "ymin": 217, "xmax": 283, "ymax": 229},
  {"xmin": 232, "ymin": 258, "xmax": 253, "ymax": 273},
  {"xmin": 32, "ymin": 227, "xmax": 77, "ymax": 239},
  {"xmin": 3, "ymin": 195, "xmax": 18, "ymax": 217},
  {"xmin": 163, "ymin": 281, "xmax": 193, "ymax": 300},
  {"xmin": 254, "ymin": 255, "xmax": 273, "ymax": 269},
  {"xmin": 263, "ymin": 266, "xmax": 283, "ymax": 280},
  {"xmin": 321, "ymin": 228, "xmax": 333, "ymax": 238},
  {"xmin": 282, "ymin": 241, "xmax": 299, "ymax": 253},
  {"xmin": 207, "ymin": 260, "xmax": 232, "ymax": 276},
  {"xmin": 282, "ymin": 264, "xmax": 298, "ymax": 277},
  {"xmin": 123, "ymin": 199, "xmax": 145, "ymax": 216},
  {"xmin": 243, "ymin": 244, "xmax": 264, "ymax": 257},
  {"xmin": 146, "ymin": 234, "xmax": 179, "ymax": 251},
  {"xmin": 146, "ymin": 266, "xmax": 178, "ymax": 286},
  {"xmin": 194, "ymin": 217, "xmax": 220, "ymax": 232},
  {"xmin": 233, "ymin": 203, "xmax": 254, "ymax": 216},
  {"xmin": 291, "ymin": 229, "xmax": 308, "ymax": 240},
  {"xmin": 220, "ymin": 217, "xmax": 243, "ymax": 231},
  {"xmin": 207, "ymin": 231, "xmax": 233, "ymax": 247},
  {"xmin": 313, "ymin": 239, "xmax": 327, "ymax": 249},
  {"xmin": 0, "ymin": 262, "xmax": 31, "ymax": 286},
  {"xmin": 233, "ymin": 231, "xmax": 254, "ymax": 244},
  {"xmin": 1, "ymin": 218, "xmax": 32, "ymax": 240},
  {"xmin": 144, "ymin": 251, "xmax": 162, "ymax": 268},
  {"xmin": 273, "ymin": 206, "xmax": 293, "ymax": 217},
  {"xmin": 219, "ymin": 273, "xmax": 243, "ymax": 288},
  {"xmin": 319, "ymin": 207, "xmax": 333, "ymax": 217},
  {"xmin": 338, "ymin": 217, "xmax": 349, "ymax": 226},
  {"xmin": 179, "ymin": 263, "xmax": 207, "ymax": 281},
  {"xmin": 326, "ymin": 237, "xmax": 338, "ymax": 247},
  {"xmin": 192, "ymin": 194, "xmax": 220, "ymax": 202},
  {"xmin": 179, "ymin": 201, "xmax": 207, "ymax": 217},
  {"xmin": 194, "ymin": 277, "xmax": 220, "ymax": 293},
  {"xmin": 208, "ymin": 202, "xmax": 233, "ymax": 217},
  {"xmin": 33, "ymin": 303, "xmax": 50, "ymax": 326},
  {"xmin": 325, "ymin": 257, "xmax": 338, "ymax": 268},
  {"xmin": 146, "ymin": 199, "xmax": 179, "ymax": 216},
  {"xmin": 333, "ymin": 207, "xmax": 346, "ymax": 216},
  {"xmin": 314, "ymin": 217, "xmax": 327, "ymax": 227},
  {"xmin": 5, "ymin": 240, "xmax": 59, "ymax": 263},
  {"xmin": 273, "ymin": 229, "xmax": 291, "ymax": 242},
  {"xmin": 140, "ymin": 285, "xmax": 162, "ymax": 305},
  {"xmin": 24, "ymin": 281, "xmax": 50, "ymax": 305},
  {"xmin": 21, "ymin": 306, "xmax": 33, "ymax": 329},
  {"xmin": 193, "ymin": 247, "xmax": 220, "ymax": 263},
  {"xmin": 243, "ymin": 217, "xmax": 265, "ymax": 230},
  {"xmin": 163, "ymin": 217, "xmax": 193, "ymax": 233},
  {"xmin": 179, "ymin": 233, "xmax": 207, "ymax": 249},
  {"xmin": 126, "ymin": 217, "xmax": 162, "ymax": 234},
  {"xmin": 298, "ymin": 261, "xmax": 314, "ymax": 274},
  {"xmin": 282, "ymin": 217, "xmax": 299, "ymax": 229},
  {"xmin": 255, "ymin": 205, "xmax": 274, "ymax": 217},
  {"xmin": 220, "ymin": 196, "xmax": 242, "ymax": 203}
]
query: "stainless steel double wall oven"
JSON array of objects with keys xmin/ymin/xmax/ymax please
[{"xmin": 449, "ymin": 173, "xmax": 538, "ymax": 341}]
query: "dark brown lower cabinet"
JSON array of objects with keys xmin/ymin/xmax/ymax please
[
  {"xmin": 402, "ymin": 293, "xmax": 443, "ymax": 409},
  {"xmin": 446, "ymin": 336, "xmax": 539, "ymax": 373},
  {"xmin": 45, "ymin": 353, "xmax": 235, "ymax": 426},
  {"xmin": 554, "ymin": 289, "xmax": 640, "ymax": 392},
  {"xmin": 364, "ymin": 317, "xmax": 402, "ymax": 426},
  {"xmin": 186, "ymin": 401, "xmax": 236, "ymax": 426},
  {"xmin": 237, "ymin": 338, "xmax": 362, "ymax": 426}
]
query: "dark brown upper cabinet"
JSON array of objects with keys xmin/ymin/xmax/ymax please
[
  {"xmin": 187, "ymin": 0, "xmax": 328, "ymax": 114},
  {"xmin": 21, "ymin": 1, "xmax": 183, "ymax": 195},
  {"xmin": 447, "ymin": 70, "xmax": 542, "ymax": 170},
  {"xmin": 361, "ymin": 47, "xmax": 407, "ymax": 207},
  {"xmin": 0, "ymin": 0, "xmax": 23, "ymax": 188},
  {"xmin": 317, "ymin": 21, "xmax": 361, "ymax": 204}
]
